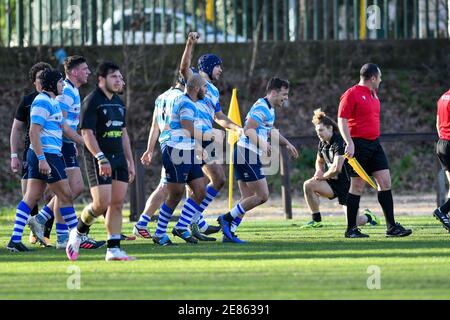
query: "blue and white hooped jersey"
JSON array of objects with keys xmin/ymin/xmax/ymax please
[
  {"xmin": 166, "ymin": 94, "xmax": 198, "ymax": 150},
  {"xmin": 56, "ymin": 79, "xmax": 80, "ymax": 144},
  {"xmin": 237, "ymin": 98, "xmax": 275, "ymax": 155},
  {"xmin": 195, "ymin": 96, "xmax": 220, "ymax": 133},
  {"xmin": 155, "ymin": 87, "xmax": 184, "ymax": 147},
  {"xmin": 30, "ymin": 92, "xmax": 64, "ymax": 154},
  {"xmin": 205, "ymin": 80, "xmax": 221, "ymax": 112}
]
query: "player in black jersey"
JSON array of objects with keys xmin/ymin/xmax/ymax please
[
  {"xmin": 301, "ymin": 109, "xmax": 380, "ymax": 230},
  {"xmin": 66, "ymin": 61, "xmax": 136, "ymax": 261}
]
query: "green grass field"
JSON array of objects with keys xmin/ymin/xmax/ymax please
[{"xmin": 1, "ymin": 211, "xmax": 450, "ymax": 300}]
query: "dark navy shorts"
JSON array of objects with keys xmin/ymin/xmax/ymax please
[
  {"xmin": 201, "ymin": 140, "xmax": 216, "ymax": 166},
  {"xmin": 162, "ymin": 146, "xmax": 204, "ymax": 183},
  {"xmin": 62, "ymin": 142, "xmax": 79, "ymax": 168},
  {"xmin": 233, "ymin": 145, "xmax": 265, "ymax": 182},
  {"xmin": 27, "ymin": 149, "xmax": 67, "ymax": 184},
  {"xmin": 21, "ymin": 149, "xmax": 29, "ymax": 179}
]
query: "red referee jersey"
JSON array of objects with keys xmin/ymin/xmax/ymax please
[
  {"xmin": 437, "ymin": 89, "xmax": 450, "ymax": 140},
  {"xmin": 338, "ymin": 85, "xmax": 380, "ymax": 140}
]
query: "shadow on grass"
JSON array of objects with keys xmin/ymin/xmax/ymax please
[{"xmin": 2, "ymin": 238, "xmax": 450, "ymax": 263}]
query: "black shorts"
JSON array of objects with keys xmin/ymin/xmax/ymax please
[
  {"xmin": 83, "ymin": 149, "xmax": 129, "ymax": 187},
  {"xmin": 327, "ymin": 178, "xmax": 350, "ymax": 205},
  {"xmin": 436, "ymin": 139, "xmax": 450, "ymax": 171},
  {"xmin": 350, "ymin": 138, "xmax": 389, "ymax": 177}
]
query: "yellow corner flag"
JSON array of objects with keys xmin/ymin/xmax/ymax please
[{"xmin": 227, "ymin": 89, "xmax": 243, "ymax": 209}]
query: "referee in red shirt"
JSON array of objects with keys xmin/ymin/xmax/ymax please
[
  {"xmin": 338, "ymin": 63, "xmax": 412, "ymax": 238},
  {"xmin": 434, "ymin": 88, "xmax": 450, "ymax": 231}
]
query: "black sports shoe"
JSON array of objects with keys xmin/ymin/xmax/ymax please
[
  {"xmin": 190, "ymin": 223, "xmax": 216, "ymax": 241},
  {"xmin": 433, "ymin": 209, "xmax": 450, "ymax": 231},
  {"xmin": 172, "ymin": 228, "xmax": 198, "ymax": 244},
  {"xmin": 345, "ymin": 227, "xmax": 369, "ymax": 238},
  {"xmin": 204, "ymin": 224, "xmax": 221, "ymax": 235},
  {"xmin": 386, "ymin": 223, "xmax": 412, "ymax": 237},
  {"xmin": 79, "ymin": 236, "xmax": 106, "ymax": 249},
  {"xmin": 6, "ymin": 240, "xmax": 31, "ymax": 252},
  {"xmin": 152, "ymin": 234, "xmax": 175, "ymax": 246}
]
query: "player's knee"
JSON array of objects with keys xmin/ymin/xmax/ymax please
[
  {"xmin": 257, "ymin": 191, "xmax": 269, "ymax": 205},
  {"xmin": 211, "ymin": 173, "xmax": 225, "ymax": 190},
  {"xmin": 71, "ymin": 184, "xmax": 84, "ymax": 199},
  {"xmin": 303, "ymin": 179, "xmax": 314, "ymax": 191}
]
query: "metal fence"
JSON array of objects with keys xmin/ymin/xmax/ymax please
[{"xmin": 1, "ymin": 0, "xmax": 449, "ymax": 47}]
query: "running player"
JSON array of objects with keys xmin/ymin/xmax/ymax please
[
  {"xmin": 433, "ymin": 88, "xmax": 450, "ymax": 231},
  {"xmin": 301, "ymin": 109, "xmax": 380, "ymax": 229},
  {"xmin": 29, "ymin": 56, "xmax": 105, "ymax": 250},
  {"xmin": 10, "ymin": 62, "xmax": 54, "ymax": 246},
  {"xmin": 7, "ymin": 69, "xmax": 84, "ymax": 252},
  {"xmin": 133, "ymin": 76, "xmax": 185, "ymax": 241},
  {"xmin": 217, "ymin": 77, "xmax": 299, "ymax": 243},
  {"xmin": 152, "ymin": 74, "xmax": 209, "ymax": 245},
  {"xmin": 337, "ymin": 63, "xmax": 412, "ymax": 238},
  {"xmin": 179, "ymin": 32, "xmax": 243, "ymax": 240}
]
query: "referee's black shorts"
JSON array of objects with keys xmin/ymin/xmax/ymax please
[
  {"xmin": 436, "ymin": 139, "xmax": 450, "ymax": 171},
  {"xmin": 349, "ymin": 138, "xmax": 389, "ymax": 177}
]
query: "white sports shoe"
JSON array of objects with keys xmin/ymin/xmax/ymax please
[
  {"xmin": 28, "ymin": 216, "xmax": 46, "ymax": 246},
  {"xmin": 56, "ymin": 238, "xmax": 68, "ymax": 250},
  {"xmin": 66, "ymin": 229, "xmax": 82, "ymax": 261},
  {"xmin": 133, "ymin": 225, "xmax": 152, "ymax": 239},
  {"xmin": 105, "ymin": 248, "xmax": 136, "ymax": 261}
]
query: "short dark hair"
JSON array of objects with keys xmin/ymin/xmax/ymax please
[
  {"xmin": 29, "ymin": 62, "xmax": 52, "ymax": 82},
  {"xmin": 96, "ymin": 61, "xmax": 120, "ymax": 78},
  {"xmin": 360, "ymin": 63, "xmax": 380, "ymax": 80},
  {"xmin": 266, "ymin": 77, "xmax": 289, "ymax": 93},
  {"xmin": 64, "ymin": 55, "xmax": 87, "ymax": 74}
]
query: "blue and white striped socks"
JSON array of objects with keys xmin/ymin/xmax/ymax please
[
  {"xmin": 56, "ymin": 223, "xmax": 69, "ymax": 242},
  {"xmin": 60, "ymin": 207, "xmax": 78, "ymax": 230},
  {"xmin": 175, "ymin": 198, "xmax": 203, "ymax": 230},
  {"xmin": 155, "ymin": 203, "xmax": 174, "ymax": 237},
  {"xmin": 11, "ymin": 201, "xmax": 31, "ymax": 243},
  {"xmin": 195, "ymin": 186, "xmax": 219, "ymax": 232},
  {"xmin": 36, "ymin": 205, "xmax": 54, "ymax": 225},
  {"xmin": 136, "ymin": 213, "xmax": 151, "ymax": 228},
  {"xmin": 231, "ymin": 217, "xmax": 243, "ymax": 233},
  {"xmin": 230, "ymin": 203, "xmax": 246, "ymax": 218}
]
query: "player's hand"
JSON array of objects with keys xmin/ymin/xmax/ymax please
[
  {"xmin": 98, "ymin": 159, "xmax": 112, "ymax": 178},
  {"xmin": 262, "ymin": 143, "xmax": 271, "ymax": 157},
  {"xmin": 211, "ymin": 129, "xmax": 225, "ymax": 143},
  {"xmin": 187, "ymin": 32, "xmax": 200, "ymax": 44},
  {"xmin": 11, "ymin": 157, "xmax": 21, "ymax": 173},
  {"xmin": 286, "ymin": 143, "xmax": 299, "ymax": 159},
  {"xmin": 314, "ymin": 170, "xmax": 324, "ymax": 180},
  {"xmin": 141, "ymin": 149, "xmax": 153, "ymax": 166},
  {"xmin": 38, "ymin": 159, "xmax": 51, "ymax": 176},
  {"xmin": 128, "ymin": 163, "xmax": 136, "ymax": 184},
  {"xmin": 235, "ymin": 127, "xmax": 245, "ymax": 137},
  {"xmin": 345, "ymin": 141, "xmax": 355, "ymax": 158}
]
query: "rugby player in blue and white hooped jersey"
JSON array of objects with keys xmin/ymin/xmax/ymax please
[
  {"xmin": 133, "ymin": 77, "xmax": 185, "ymax": 241},
  {"xmin": 217, "ymin": 77, "xmax": 299, "ymax": 243},
  {"xmin": 28, "ymin": 56, "xmax": 103, "ymax": 250},
  {"xmin": 6, "ymin": 69, "xmax": 84, "ymax": 253},
  {"xmin": 152, "ymin": 74, "xmax": 209, "ymax": 245},
  {"xmin": 179, "ymin": 32, "xmax": 244, "ymax": 241}
]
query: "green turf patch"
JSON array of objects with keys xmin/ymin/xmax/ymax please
[{"xmin": 1, "ymin": 215, "xmax": 450, "ymax": 299}]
